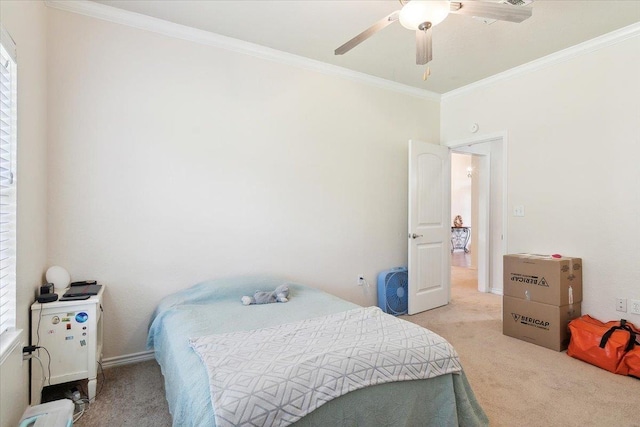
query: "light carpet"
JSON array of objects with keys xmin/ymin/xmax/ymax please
[{"xmin": 402, "ymin": 266, "xmax": 640, "ymax": 427}]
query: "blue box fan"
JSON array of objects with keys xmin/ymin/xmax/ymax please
[{"xmin": 377, "ymin": 267, "xmax": 408, "ymax": 316}]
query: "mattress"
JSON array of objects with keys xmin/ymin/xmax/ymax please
[{"xmin": 147, "ymin": 277, "xmax": 488, "ymax": 427}]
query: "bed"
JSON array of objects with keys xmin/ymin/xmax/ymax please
[{"xmin": 147, "ymin": 277, "xmax": 488, "ymax": 427}]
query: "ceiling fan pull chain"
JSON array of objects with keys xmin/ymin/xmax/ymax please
[{"xmin": 423, "ymin": 66, "xmax": 431, "ymax": 81}]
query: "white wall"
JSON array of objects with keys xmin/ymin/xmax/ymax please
[
  {"xmin": 451, "ymin": 153, "xmax": 472, "ymax": 228},
  {"xmin": 46, "ymin": 9, "xmax": 440, "ymax": 358},
  {"xmin": 0, "ymin": 1, "xmax": 48, "ymax": 426},
  {"xmin": 441, "ymin": 33, "xmax": 640, "ymax": 321}
]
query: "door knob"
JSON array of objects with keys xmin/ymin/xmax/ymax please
[{"xmin": 411, "ymin": 233, "xmax": 423, "ymax": 239}]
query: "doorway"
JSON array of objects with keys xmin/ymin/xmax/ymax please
[
  {"xmin": 447, "ymin": 134, "xmax": 506, "ymax": 295},
  {"xmin": 451, "ymin": 152, "xmax": 477, "ymax": 292}
]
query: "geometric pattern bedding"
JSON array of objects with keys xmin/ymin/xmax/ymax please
[{"xmin": 190, "ymin": 306, "xmax": 462, "ymax": 427}]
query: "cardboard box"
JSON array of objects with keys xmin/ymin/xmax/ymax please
[
  {"xmin": 503, "ymin": 296, "xmax": 581, "ymax": 351},
  {"xmin": 503, "ymin": 254, "xmax": 582, "ymax": 306}
]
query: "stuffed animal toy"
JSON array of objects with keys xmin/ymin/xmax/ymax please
[{"xmin": 241, "ymin": 284, "xmax": 289, "ymax": 305}]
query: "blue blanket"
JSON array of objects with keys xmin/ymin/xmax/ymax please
[{"xmin": 148, "ymin": 277, "xmax": 488, "ymax": 427}]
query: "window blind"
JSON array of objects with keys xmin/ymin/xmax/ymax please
[{"xmin": 0, "ymin": 26, "xmax": 17, "ymax": 342}]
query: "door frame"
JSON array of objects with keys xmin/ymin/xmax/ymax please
[
  {"xmin": 451, "ymin": 150, "xmax": 491, "ymax": 292},
  {"xmin": 444, "ymin": 131, "xmax": 508, "ymax": 294}
]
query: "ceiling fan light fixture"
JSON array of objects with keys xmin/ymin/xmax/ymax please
[{"xmin": 399, "ymin": 0, "xmax": 451, "ymax": 31}]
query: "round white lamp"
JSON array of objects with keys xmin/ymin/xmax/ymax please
[
  {"xmin": 46, "ymin": 266, "xmax": 71, "ymax": 293},
  {"xmin": 399, "ymin": 1, "xmax": 451, "ymax": 30}
]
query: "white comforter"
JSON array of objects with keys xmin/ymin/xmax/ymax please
[{"xmin": 190, "ymin": 306, "xmax": 461, "ymax": 427}]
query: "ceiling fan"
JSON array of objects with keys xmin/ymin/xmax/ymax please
[{"xmin": 335, "ymin": 0, "xmax": 533, "ymax": 76}]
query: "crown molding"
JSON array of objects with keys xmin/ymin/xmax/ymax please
[
  {"xmin": 44, "ymin": 0, "xmax": 440, "ymax": 102},
  {"xmin": 442, "ymin": 22, "xmax": 640, "ymax": 101}
]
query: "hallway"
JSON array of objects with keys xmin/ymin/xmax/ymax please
[
  {"xmin": 451, "ymin": 251, "xmax": 477, "ymax": 294},
  {"xmin": 451, "ymin": 251, "xmax": 471, "ymax": 268}
]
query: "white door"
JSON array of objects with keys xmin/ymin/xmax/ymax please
[{"xmin": 408, "ymin": 140, "xmax": 451, "ymax": 314}]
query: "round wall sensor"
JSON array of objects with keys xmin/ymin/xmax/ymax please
[
  {"xmin": 470, "ymin": 123, "xmax": 479, "ymax": 133},
  {"xmin": 46, "ymin": 266, "xmax": 71, "ymax": 293}
]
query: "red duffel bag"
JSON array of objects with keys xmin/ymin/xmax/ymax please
[{"xmin": 567, "ymin": 315, "xmax": 638, "ymax": 375}]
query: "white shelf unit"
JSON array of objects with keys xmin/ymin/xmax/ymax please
[{"xmin": 30, "ymin": 286, "xmax": 104, "ymax": 405}]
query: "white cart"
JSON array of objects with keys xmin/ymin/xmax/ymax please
[{"xmin": 30, "ymin": 286, "xmax": 104, "ymax": 405}]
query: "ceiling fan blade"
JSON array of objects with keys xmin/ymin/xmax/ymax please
[
  {"xmin": 450, "ymin": 1, "xmax": 532, "ymax": 23},
  {"xmin": 335, "ymin": 11, "xmax": 400, "ymax": 55},
  {"xmin": 416, "ymin": 27, "xmax": 432, "ymax": 65}
]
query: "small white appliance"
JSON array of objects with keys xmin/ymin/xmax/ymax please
[{"xmin": 18, "ymin": 399, "xmax": 74, "ymax": 427}]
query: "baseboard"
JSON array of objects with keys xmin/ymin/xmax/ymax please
[
  {"xmin": 490, "ymin": 288, "xmax": 504, "ymax": 296},
  {"xmin": 101, "ymin": 350, "xmax": 155, "ymax": 369}
]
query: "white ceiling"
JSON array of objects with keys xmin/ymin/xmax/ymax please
[{"xmin": 91, "ymin": 1, "xmax": 640, "ymax": 94}]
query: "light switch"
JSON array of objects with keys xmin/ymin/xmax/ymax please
[{"xmin": 513, "ymin": 205, "xmax": 525, "ymax": 217}]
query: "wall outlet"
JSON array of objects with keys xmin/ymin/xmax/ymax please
[
  {"xmin": 630, "ymin": 299, "xmax": 640, "ymax": 315},
  {"xmin": 616, "ymin": 298, "xmax": 627, "ymax": 312},
  {"xmin": 357, "ymin": 275, "xmax": 365, "ymax": 286}
]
